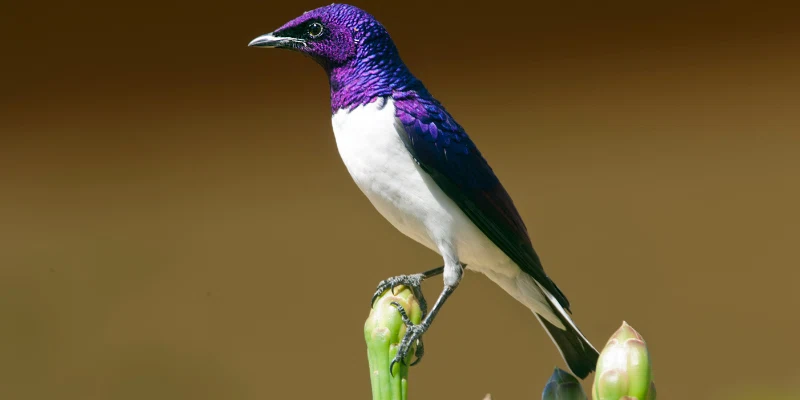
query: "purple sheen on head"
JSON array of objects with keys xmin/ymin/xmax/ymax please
[
  {"xmin": 268, "ymin": 4, "xmax": 421, "ymax": 112},
  {"xmin": 269, "ymin": 4, "xmax": 357, "ymax": 66}
]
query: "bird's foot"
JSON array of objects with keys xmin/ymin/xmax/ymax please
[
  {"xmin": 389, "ymin": 301, "xmax": 428, "ymax": 372},
  {"xmin": 371, "ymin": 273, "xmax": 428, "ymax": 315}
]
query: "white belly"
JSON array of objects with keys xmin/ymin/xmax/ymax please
[{"xmin": 330, "ymin": 97, "xmax": 560, "ymax": 324}]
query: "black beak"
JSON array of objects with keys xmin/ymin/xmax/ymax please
[{"xmin": 248, "ymin": 32, "xmax": 303, "ymax": 48}]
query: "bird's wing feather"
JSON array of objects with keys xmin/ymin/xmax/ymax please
[{"xmin": 392, "ymin": 90, "xmax": 571, "ymax": 311}]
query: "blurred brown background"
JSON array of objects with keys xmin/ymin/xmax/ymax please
[{"xmin": 1, "ymin": 0, "xmax": 799, "ymax": 399}]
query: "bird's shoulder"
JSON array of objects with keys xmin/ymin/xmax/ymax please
[{"xmin": 391, "ymin": 88, "xmax": 495, "ymax": 189}]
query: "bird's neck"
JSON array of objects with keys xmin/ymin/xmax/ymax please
[{"xmin": 326, "ymin": 44, "xmax": 422, "ymax": 112}]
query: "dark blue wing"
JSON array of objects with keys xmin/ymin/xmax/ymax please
[{"xmin": 393, "ymin": 89, "xmax": 570, "ymax": 311}]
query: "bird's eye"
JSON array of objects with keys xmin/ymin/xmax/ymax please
[{"xmin": 308, "ymin": 22, "xmax": 324, "ymax": 38}]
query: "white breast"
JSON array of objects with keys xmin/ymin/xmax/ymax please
[
  {"xmin": 331, "ymin": 98, "xmax": 440, "ymax": 251},
  {"xmin": 330, "ymin": 98, "xmax": 514, "ymax": 275}
]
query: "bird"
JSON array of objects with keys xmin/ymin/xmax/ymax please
[{"xmin": 249, "ymin": 3, "xmax": 599, "ymax": 378}]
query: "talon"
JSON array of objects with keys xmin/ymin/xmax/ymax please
[
  {"xmin": 371, "ymin": 278, "xmax": 398, "ymax": 307},
  {"xmin": 389, "ymin": 301, "xmax": 414, "ymax": 326},
  {"xmin": 371, "ymin": 280, "xmax": 388, "ymax": 306},
  {"xmin": 389, "ymin": 358, "xmax": 405, "ymax": 377},
  {"xmin": 410, "ymin": 355, "xmax": 423, "ymax": 366},
  {"xmin": 389, "ymin": 340, "xmax": 411, "ymax": 377},
  {"xmin": 371, "ymin": 273, "xmax": 429, "ymax": 312},
  {"xmin": 410, "ymin": 336, "xmax": 425, "ymax": 366},
  {"xmin": 386, "ymin": 302, "xmax": 426, "ymax": 374}
]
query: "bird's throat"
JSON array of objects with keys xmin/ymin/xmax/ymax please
[{"xmin": 327, "ymin": 55, "xmax": 420, "ymax": 113}]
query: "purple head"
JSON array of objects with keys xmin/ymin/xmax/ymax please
[{"xmin": 249, "ymin": 4, "xmax": 422, "ymax": 111}]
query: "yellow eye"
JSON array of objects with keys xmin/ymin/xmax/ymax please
[{"xmin": 308, "ymin": 22, "xmax": 324, "ymax": 38}]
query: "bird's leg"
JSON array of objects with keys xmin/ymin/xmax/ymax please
[
  {"xmin": 371, "ymin": 266, "xmax": 444, "ymax": 316},
  {"xmin": 388, "ymin": 262, "xmax": 463, "ymax": 372},
  {"xmin": 390, "ymin": 284, "xmax": 456, "ymax": 371}
]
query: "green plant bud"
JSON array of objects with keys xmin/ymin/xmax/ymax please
[
  {"xmin": 592, "ymin": 322, "xmax": 656, "ymax": 400},
  {"xmin": 364, "ymin": 285, "xmax": 423, "ymax": 400},
  {"xmin": 542, "ymin": 368, "xmax": 588, "ymax": 400}
]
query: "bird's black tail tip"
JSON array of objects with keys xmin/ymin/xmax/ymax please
[{"xmin": 539, "ymin": 316, "xmax": 600, "ymax": 379}]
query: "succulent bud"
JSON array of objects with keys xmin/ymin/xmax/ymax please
[
  {"xmin": 364, "ymin": 285, "xmax": 423, "ymax": 400},
  {"xmin": 592, "ymin": 322, "xmax": 656, "ymax": 400},
  {"xmin": 542, "ymin": 368, "xmax": 588, "ymax": 400}
]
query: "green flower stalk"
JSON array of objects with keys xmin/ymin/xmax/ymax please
[
  {"xmin": 542, "ymin": 368, "xmax": 588, "ymax": 400},
  {"xmin": 365, "ymin": 285, "xmax": 423, "ymax": 400},
  {"xmin": 592, "ymin": 322, "xmax": 656, "ymax": 400}
]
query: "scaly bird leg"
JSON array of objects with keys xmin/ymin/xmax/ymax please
[{"xmin": 390, "ymin": 283, "xmax": 457, "ymax": 373}]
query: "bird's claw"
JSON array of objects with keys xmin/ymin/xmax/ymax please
[
  {"xmin": 371, "ymin": 274, "xmax": 428, "ymax": 316},
  {"xmin": 388, "ymin": 301, "xmax": 428, "ymax": 375}
]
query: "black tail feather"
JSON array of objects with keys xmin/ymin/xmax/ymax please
[{"xmin": 539, "ymin": 316, "xmax": 599, "ymax": 379}]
